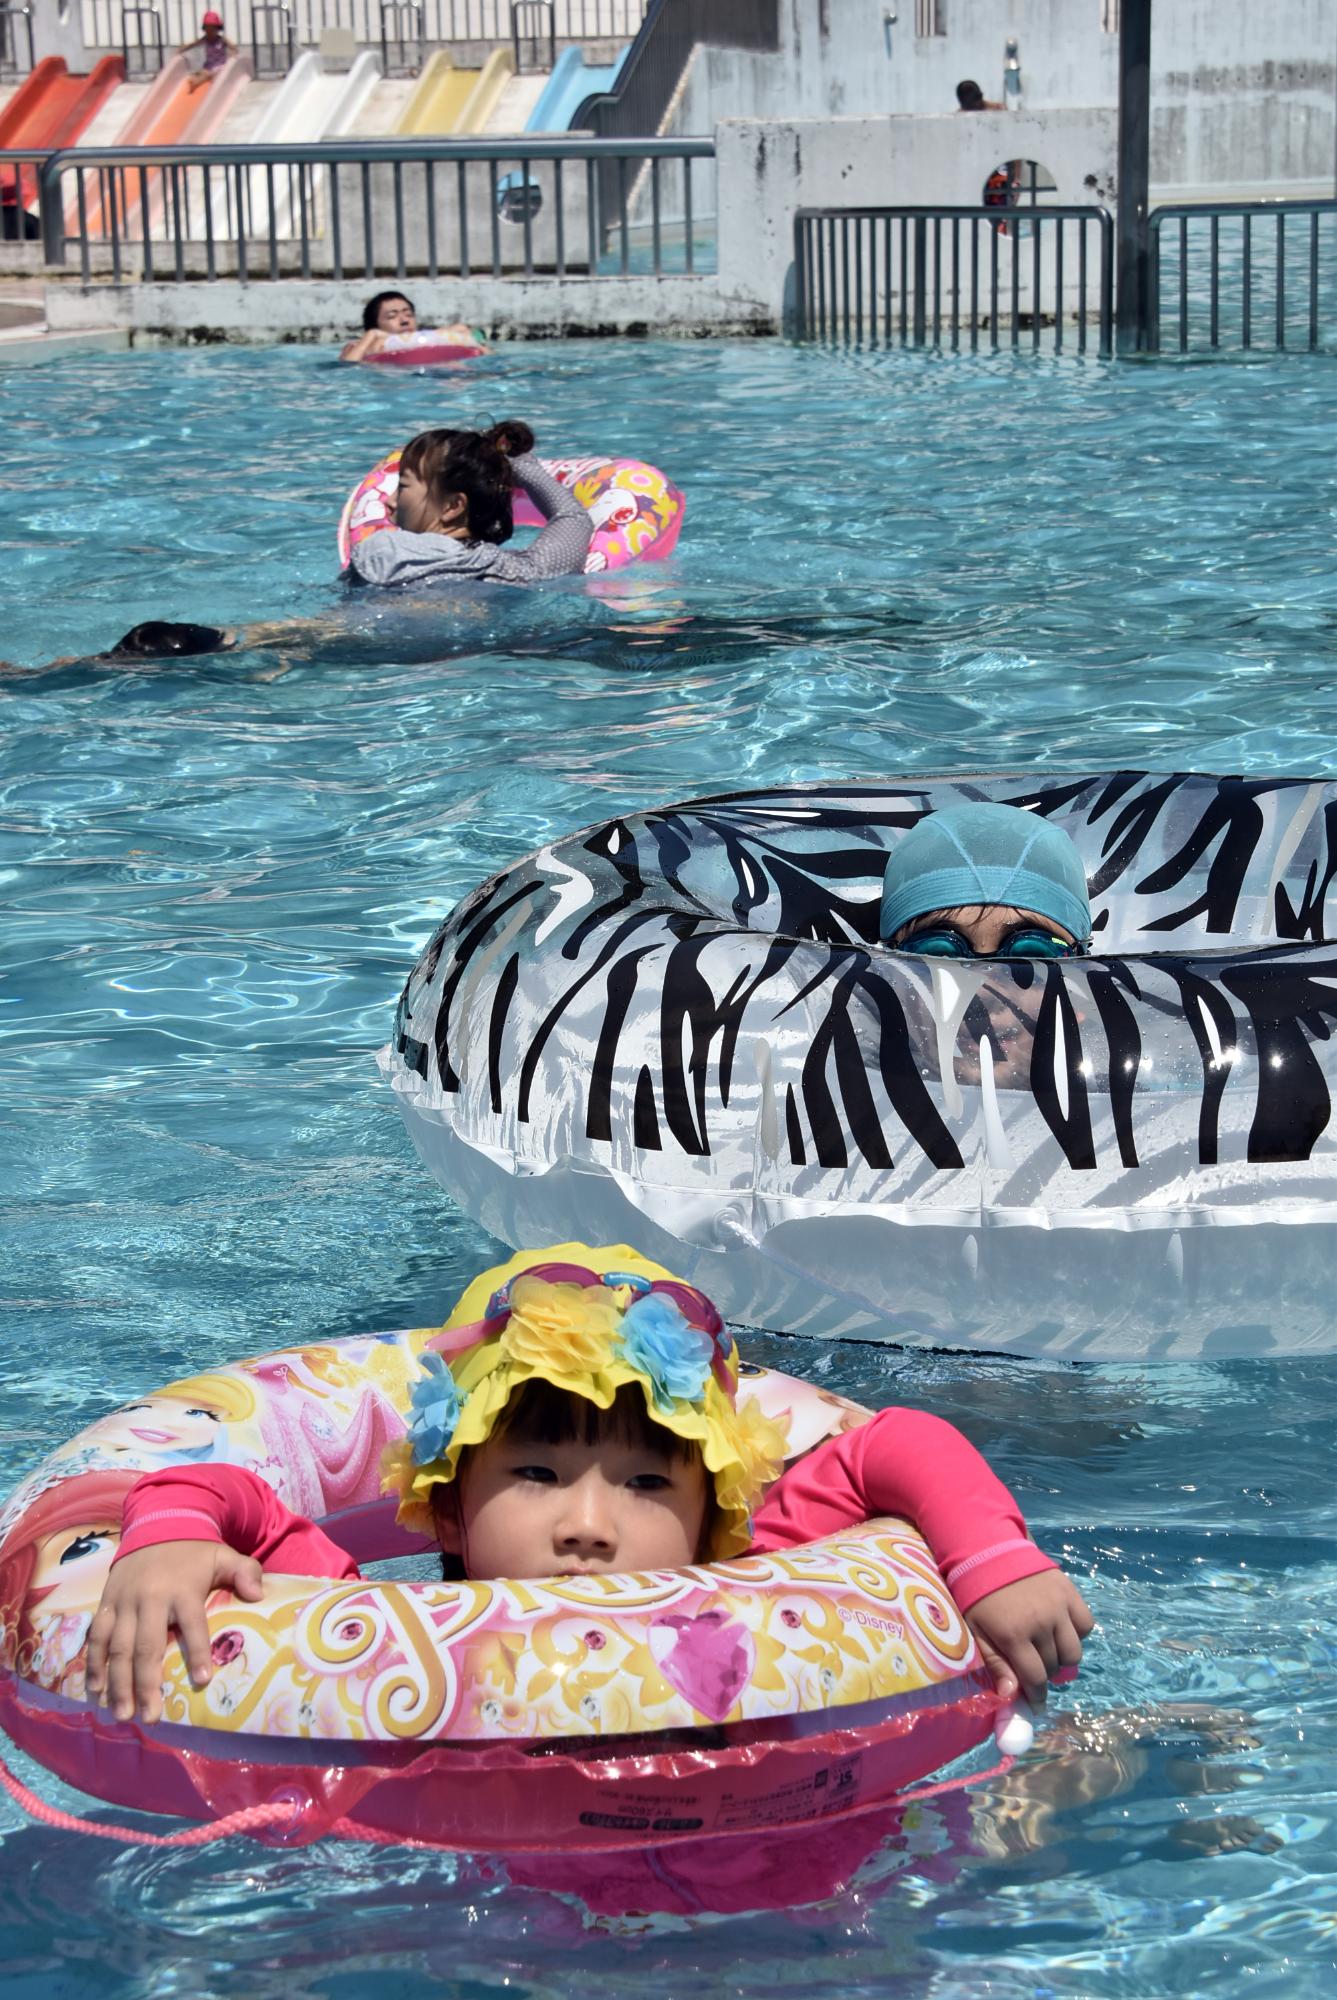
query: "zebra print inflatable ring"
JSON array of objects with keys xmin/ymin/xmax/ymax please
[{"xmin": 384, "ymin": 773, "xmax": 1337, "ymax": 1361}]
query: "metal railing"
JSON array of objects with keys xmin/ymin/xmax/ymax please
[
  {"xmin": 121, "ymin": 3, "xmax": 164, "ymax": 74},
  {"xmin": 793, "ymin": 204, "xmax": 1115, "ymax": 356},
  {"xmin": 0, "ymin": 3, "xmax": 33, "ymax": 78},
  {"xmin": 31, "ymin": 135, "xmax": 714, "ymax": 284},
  {"xmin": 251, "ymin": 1, "xmax": 298, "ymax": 73},
  {"xmin": 80, "ymin": 0, "xmax": 646, "ymax": 54},
  {"xmin": 1149, "ymin": 199, "xmax": 1337, "ymax": 354},
  {"xmin": 574, "ymin": 0, "xmax": 777, "ymax": 139},
  {"xmin": 0, "ymin": 144, "xmax": 47, "ymax": 240},
  {"xmin": 512, "ymin": 0, "xmax": 555, "ymax": 72},
  {"xmin": 573, "ymin": 0, "xmax": 775, "ymax": 238},
  {"xmin": 380, "ymin": 0, "xmax": 424, "ymax": 73}
]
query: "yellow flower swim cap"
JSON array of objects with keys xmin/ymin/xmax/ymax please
[{"xmin": 383, "ymin": 1244, "xmax": 786, "ymax": 1560}]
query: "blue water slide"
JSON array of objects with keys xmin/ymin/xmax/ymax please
[{"xmin": 526, "ymin": 44, "xmax": 627, "ymax": 131}]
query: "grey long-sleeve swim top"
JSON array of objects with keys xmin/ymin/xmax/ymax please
[{"xmin": 347, "ymin": 453, "xmax": 593, "ymax": 589}]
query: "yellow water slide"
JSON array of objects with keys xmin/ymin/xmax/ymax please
[
  {"xmin": 396, "ymin": 47, "xmax": 514, "ymax": 136},
  {"xmin": 397, "ymin": 53, "xmax": 475, "ymax": 135}
]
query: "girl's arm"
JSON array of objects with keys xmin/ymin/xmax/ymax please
[
  {"xmin": 483, "ymin": 454, "xmax": 592, "ymax": 583},
  {"xmin": 751, "ymin": 1408, "xmax": 1092, "ymax": 1702},
  {"xmin": 85, "ymin": 1465, "xmax": 360, "ymax": 1723},
  {"xmin": 114, "ymin": 1461, "xmax": 360, "ymax": 1576}
]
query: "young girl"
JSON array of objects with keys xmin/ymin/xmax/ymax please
[
  {"xmin": 880, "ymin": 800, "xmax": 1092, "ymax": 960},
  {"xmin": 84, "ymin": 1249, "xmax": 1092, "ymax": 1725},
  {"xmin": 179, "ymin": 11, "xmax": 238, "ymax": 91},
  {"xmin": 345, "ymin": 420, "xmax": 593, "ymax": 589}
]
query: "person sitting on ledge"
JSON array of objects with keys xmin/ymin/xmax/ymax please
[
  {"xmin": 340, "ymin": 290, "xmax": 487, "ymax": 363},
  {"xmin": 956, "ymin": 78, "xmax": 1004, "ymax": 112}
]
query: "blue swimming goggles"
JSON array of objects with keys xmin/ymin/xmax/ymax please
[{"xmin": 898, "ymin": 924, "xmax": 1086, "ymax": 962}]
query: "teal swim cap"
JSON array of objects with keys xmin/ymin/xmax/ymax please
[{"xmin": 880, "ymin": 802, "xmax": 1091, "ymax": 944}]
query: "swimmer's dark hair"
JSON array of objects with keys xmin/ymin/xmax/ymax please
[
  {"xmin": 362, "ymin": 289, "xmax": 414, "ymax": 330},
  {"xmin": 428, "ymin": 1378, "xmax": 715, "ymax": 1578},
  {"xmin": 102, "ymin": 621, "xmax": 230, "ymax": 660},
  {"xmin": 400, "ymin": 419, "xmax": 535, "ymax": 543},
  {"xmin": 956, "ymin": 79, "xmax": 986, "ymax": 109}
]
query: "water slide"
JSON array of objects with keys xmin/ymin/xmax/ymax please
[
  {"xmin": 396, "ymin": 47, "xmax": 514, "ymax": 136},
  {"xmin": 0, "ymin": 55, "xmax": 125, "ymax": 218},
  {"xmin": 525, "ymin": 44, "xmax": 627, "ymax": 131},
  {"xmin": 246, "ymin": 50, "xmax": 381, "ymax": 236},
  {"xmin": 73, "ymin": 53, "xmax": 253, "ymax": 236}
]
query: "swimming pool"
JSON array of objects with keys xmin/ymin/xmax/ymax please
[{"xmin": 1, "ymin": 338, "xmax": 1335, "ymax": 1994}]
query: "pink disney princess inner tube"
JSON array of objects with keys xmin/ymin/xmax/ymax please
[
  {"xmin": 0, "ymin": 1329, "xmax": 997, "ymax": 1850},
  {"xmin": 338, "ymin": 449, "xmax": 686, "ymax": 576}
]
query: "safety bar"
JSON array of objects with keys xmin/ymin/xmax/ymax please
[
  {"xmin": 33, "ymin": 135, "xmax": 715, "ymax": 280},
  {"xmin": 1149, "ymin": 198, "xmax": 1337, "ymax": 354},
  {"xmin": 121, "ymin": 4, "xmax": 165, "ymax": 75},
  {"xmin": 0, "ymin": 3, "xmax": 33, "ymax": 78},
  {"xmin": 251, "ymin": 2, "xmax": 298, "ymax": 74},
  {"xmin": 793, "ymin": 202, "xmax": 1115, "ymax": 357},
  {"xmin": 379, "ymin": 0, "xmax": 423, "ymax": 76},
  {"xmin": 512, "ymin": 0, "xmax": 556, "ymax": 73}
]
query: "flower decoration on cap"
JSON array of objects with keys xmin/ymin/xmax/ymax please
[
  {"xmin": 382, "ymin": 1248, "xmax": 786, "ymax": 1560},
  {"xmin": 617, "ymin": 1293, "xmax": 713, "ymax": 1410},
  {"xmin": 406, "ymin": 1350, "xmax": 461, "ymax": 1467}
]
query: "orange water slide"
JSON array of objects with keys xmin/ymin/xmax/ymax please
[
  {"xmin": 72, "ymin": 53, "xmax": 253, "ymax": 239},
  {"xmin": 0, "ymin": 55, "xmax": 126, "ymax": 214}
]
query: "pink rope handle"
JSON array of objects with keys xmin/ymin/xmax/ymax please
[{"xmin": 0, "ymin": 1752, "xmax": 293, "ymax": 1847}]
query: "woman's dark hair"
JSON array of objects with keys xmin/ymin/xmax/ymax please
[
  {"xmin": 400, "ymin": 420, "xmax": 535, "ymax": 543},
  {"xmin": 362, "ymin": 289, "xmax": 414, "ymax": 330}
]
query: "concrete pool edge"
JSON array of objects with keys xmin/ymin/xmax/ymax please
[{"xmin": 42, "ymin": 276, "xmax": 777, "ymax": 347}]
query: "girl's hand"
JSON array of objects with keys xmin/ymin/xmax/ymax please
[
  {"xmin": 84, "ymin": 1541, "xmax": 263, "ymax": 1724},
  {"xmin": 966, "ymin": 1571, "xmax": 1094, "ymax": 1705}
]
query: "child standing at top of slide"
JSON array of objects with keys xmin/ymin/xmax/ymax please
[{"xmin": 85, "ymin": 1246, "xmax": 1093, "ymax": 1724}]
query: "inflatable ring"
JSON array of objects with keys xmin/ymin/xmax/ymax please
[
  {"xmin": 384, "ymin": 771, "xmax": 1337, "ymax": 1364},
  {"xmin": 364, "ymin": 340, "xmax": 486, "ymax": 368},
  {"xmin": 338, "ymin": 449, "xmax": 685, "ymax": 575},
  {"xmin": 0, "ymin": 1327, "xmax": 992, "ymax": 1847}
]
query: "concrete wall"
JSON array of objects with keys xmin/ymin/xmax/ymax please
[
  {"xmin": 715, "ymin": 109, "xmax": 1118, "ymax": 323},
  {"xmin": 42, "ymin": 271, "xmax": 772, "ymax": 339},
  {"xmin": 666, "ymin": 0, "xmax": 1337, "ymax": 196}
]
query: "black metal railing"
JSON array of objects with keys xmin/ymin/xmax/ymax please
[
  {"xmin": 29, "ymin": 134, "xmax": 713, "ymax": 284},
  {"xmin": 1149, "ymin": 199, "xmax": 1337, "ymax": 354},
  {"xmin": 0, "ymin": 2, "xmax": 33, "ymax": 78},
  {"xmin": 571, "ymin": 0, "xmax": 775, "ymax": 241},
  {"xmin": 80, "ymin": 0, "xmax": 645, "ymax": 55},
  {"xmin": 512, "ymin": 0, "xmax": 556, "ymax": 72},
  {"xmin": 793, "ymin": 204, "xmax": 1115, "ymax": 357}
]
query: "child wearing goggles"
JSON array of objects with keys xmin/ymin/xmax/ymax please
[
  {"xmin": 85, "ymin": 1247, "xmax": 1092, "ymax": 1726},
  {"xmin": 880, "ymin": 801, "xmax": 1092, "ymax": 960}
]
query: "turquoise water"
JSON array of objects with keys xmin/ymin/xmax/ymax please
[{"xmin": 1, "ymin": 339, "xmax": 1336, "ymax": 1994}]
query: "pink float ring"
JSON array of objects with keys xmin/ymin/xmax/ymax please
[
  {"xmin": 363, "ymin": 343, "xmax": 486, "ymax": 368},
  {"xmin": 0, "ymin": 1333, "xmax": 994, "ymax": 1850},
  {"xmin": 337, "ymin": 448, "xmax": 686, "ymax": 575}
]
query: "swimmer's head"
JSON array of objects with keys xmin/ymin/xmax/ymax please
[
  {"xmin": 101, "ymin": 622, "xmax": 232, "ymax": 661},
  {"xmin": 397, "ymin": 420, "xmax": 534, "ymax": 543},
  {"xmin": 956, "ymin": 79, "xmax": 986, "ymax": 110},
  {"xmin": 362, "ymin": 290, "xmax": 417, "ymax": 335},
  {"xmin": 881, "ymin": 802, "xmax": 1091, "ymax": 956}
]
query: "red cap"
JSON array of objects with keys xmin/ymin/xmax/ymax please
[{"xmin": 202, "ymin": 10, "xmax": 223, "ymax": 24}]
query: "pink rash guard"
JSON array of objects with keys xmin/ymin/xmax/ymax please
[{"xmin": 113, "ymin": 1407, "xmax": 1056, "ymax": 1614}]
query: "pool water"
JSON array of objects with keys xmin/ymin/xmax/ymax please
[{"xmin": 1, "ymin": 339, "xmax": 1336, "ymax": 1996}]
